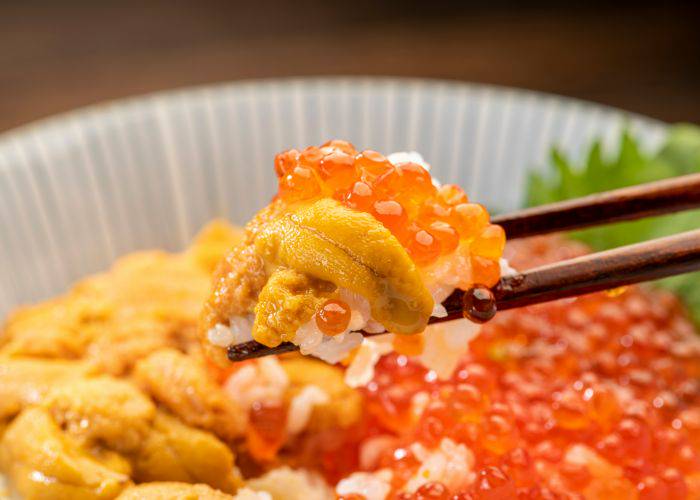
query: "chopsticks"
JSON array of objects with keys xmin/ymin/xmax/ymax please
[
  {"xmin": 441, "ymin": 229, "xmax": 700, "ymax": 320},
  {"xmin": 229, "ymin": 230, "xmax": 700, "ymax": 361},
  {"xmin": 227, "ymin": 174, "xmax": 700, "ymax": 362},
  {"xmin": 492, "ymin": 172, "xmax": 700, "ymax": 238}
]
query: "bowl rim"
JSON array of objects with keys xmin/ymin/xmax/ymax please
[{"xmin": 0, "ymin": 76, "xmax": 667, "ymax": 152}]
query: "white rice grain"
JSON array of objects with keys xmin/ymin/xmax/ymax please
[
  {"xmin": 336, "ymin": 469, "xmax": 393, "ymax": 500},
  {"xmin": 431, "ymin": 303, "xmax": 448, "ymax": 318},
  {"xmin": 387, "ymin": 151, "xmax": 431, "ymax": 171},
  {"xmin": 364, "ymin": 320, "xmax": 386, "ymax": 334},
  {"xmin": 345, "ymin": 337, "xmax": 394, "ymax": 388},
  {"xmin": 295, "ymin": 319, "xmax": 324, "ymax": 355},
  {"xmin": 339, "ymin": 288, "xmax": 371, "ymax": 332},
  {"xmin": 405, "ymin": 438, "xmax": 474, "ymax": 493},
  {"xmin": 234, "ymin": 488, "xmax": 273, "ymax": 500},
  {"xmin": 223, "ymin": 357, "xmax": 289, "ymax": 411},
  {"xmin": 499, "ymin": 257, "xmax": 517, "ymax": 276},
  {"xmin": 247, "ymin": 467, "xmax": 334, "ymax": 500},
  {"xmin": 360, "ymin": 435, "xmax": 398, "ymax": 470},
  {"xmin": 208, "ymin": 323, "xmax": 235, "ymax": 347},
  {"xmin": 207, "ymin": 315, "xmax": 254, "ymax": 348},
  {"xmin": 286, "ymin": 385, "xmax": 330, "ymax": 435},
  {"xmin": 0, "ymin": 474, "xmax": 8, "ymax": 500},
  {"xmin": 410, "ymin": 391, "xmax": 430, "ymax": 420},
  {"xmin": 312, "ymin": 332, "xmax": 363, "ymax": 364},
  {"xmin": 420, "ymin": 319, "xmax": 481, "ymax": 380}
]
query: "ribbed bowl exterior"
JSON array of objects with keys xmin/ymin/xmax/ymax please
[{"xmin": 0, "ymin": 78, "xmax": 666, "ymax": 317}]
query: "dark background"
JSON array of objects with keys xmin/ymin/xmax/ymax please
[{"xmin": 1, "ymin": 1, "xmax": 699, "ymax": 133}]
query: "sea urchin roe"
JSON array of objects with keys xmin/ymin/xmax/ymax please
[
  {"xmin": 316, "ymin": 299, "xmax": 352, "ymax": 336},
  {"xmin": 392, "ymin": 333, "xmax": 425, "ymax": 357},
  {"xmin": 252, "ymin": 267, "xmax": 333, "ymax": 346},
  {"xmin": 254, "ymin": 198, "xmax": 434, "ymax": 337}
]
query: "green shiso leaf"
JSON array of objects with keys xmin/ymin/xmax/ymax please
[{"xmin": 526, "ymin": 124, "xmax": 700, "ymax": 324}]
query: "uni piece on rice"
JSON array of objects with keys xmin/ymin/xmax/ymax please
[{"xmin": 200, "ymin": 140, "xmax": 505, "ymax": 370}]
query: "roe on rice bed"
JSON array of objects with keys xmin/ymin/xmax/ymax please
[
  {"xmin": 200, "ymin": 140, "xmax": 506, "ymax": 382},
  {"xmin": 2, "ymin": 140, "xmax": 699, "ymax": 500},
  {"xmin": 197, "ymin": 142, "xmax": 700, "ymax": 499},
  {"xmin": 335, "ymin": 236, "xmax": 700, "ymax": 499}
]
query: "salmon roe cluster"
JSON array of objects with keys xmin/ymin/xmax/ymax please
[
  {"xmin": 333, "ymin": 237, "xmax": 700, "ymax": 499},
  {"xmin": 274, "ymin": 140, "xmax": 504, "ymax": 284}
]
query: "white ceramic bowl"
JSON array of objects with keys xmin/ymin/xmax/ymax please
[{"xmin": 0, "ymin": 78, "xmax": 666, "ymax": 318}]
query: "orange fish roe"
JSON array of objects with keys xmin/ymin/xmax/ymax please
[
  {"xmin": 278, "ymin": 165, "xmax": 322, "ymax": 201},
  {"xmin": 316, "ymin": 299, "xmax": 352, "ymax": 336},
  {"xmin": 393, "ymin": 333, "xmax": 426, "ymax": 357},
  {"xmin": 344, "ymin": 181, "xmax": 376, "ymax": 212},
  {"xmin": 373, "ymin": 200, "xmax": 410, "ymax": 242},
  {"xmin": 428, "ymin": 221, "xmax": 460, "ymax": 256},
  {"xmin": 450, "ymin": 203, "xmax": 489, "ymax": 239},
  {"xmin": 356, "ymin": 150, "xmax": 394, "ymax": 181},
  {"xmin": 438, "ymin": 184, "xmax": 469, "ymax": 206},
  {"xmin": 405, "ymin": 227, "xmax": 442, "ymax": 267},
  {"xmin": 246, "ymin": 402, "xmax": 288, "ymax": 461},
  {"xmin": 470, "ymin": 255, "xmax": 501, "ymax": 288},
  {"xmin": 334, "ymin": 237, "xmax": 700, "ymax": 499},
  {"xmin": 273, "ymin": 141, "xmax": 504, "ymax": 275}
]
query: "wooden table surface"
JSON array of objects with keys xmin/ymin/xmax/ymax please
[{"xmin": 1, "ymin": 1, "xmax": 698, "ymax": 133}]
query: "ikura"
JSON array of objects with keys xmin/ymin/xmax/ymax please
[
  {"xmin": 372, "ymin": 200, "xmax": 409, "ymax": 241},
  {"xmin": 319, "ymin": 149, "xmax": 356, "ymax": 192},
  {"xmin": 342, "ymin": 236, "xmax": 700, "ymax": 498},
  {"xmin": 246, "ymin": 402, "xmax": 287, "ymax": 461},
  {"xmin": 278, "ymin": 166, "xmax": 321, "ymax": 201},
  {"xmin": 299, "ymin": 146, "xmax": 324, "ymax": 170},
  {"xmin": 418, "ymin": 200, "xmax": 452, "ymax": 224},
  {"xmin": 315, "ymin": 299, "xmax": 351, "ymax": 335},
  {"xmin": 450, "ymin": 203, "xmax": 489, "ymax": 239},
  {"xmin": 322, "ymin": 139, "xmax": 357, "ymax": 155},
  {"xmin": 472, "ymin": 467, "xmax": 516, "ymax": 499},
  {"xmin": 405, "ymin": 227, "xmax": 442, "ymax": 267},
  {"xmin": 437, "ymin": 184, "xmax": 468, "ymax": 206},
  {"xmin": 355, "ymin": 150, "xmax": 393, "ymax": 181},
  {"xmin": 274, "ymin": 148, "xmax": 299, "ymax": 177},
  {"xmin": 471, "ymin": 225, "xmax": 506, "ymax": 260},
  {"xmin": 274, "ymin": 141, "xmax": 502, "ymax": 273},
  {"xmin": 427, "ymin": 221, "xmax": 460, "ymax": 255},
  {"xmin": 374, "ymin": 162, "xmax": 437, "ymax": 208},
  {"xmin": 343, "ymin": 181, "xmax": 376, "ymax": 212},
  {"xmin": 393, "ymin": 333, "xmax": 425, "ymax": 357},
  {"xmin": 470, "ymin": 255, "xmax": 500, "ymax": 288}
]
